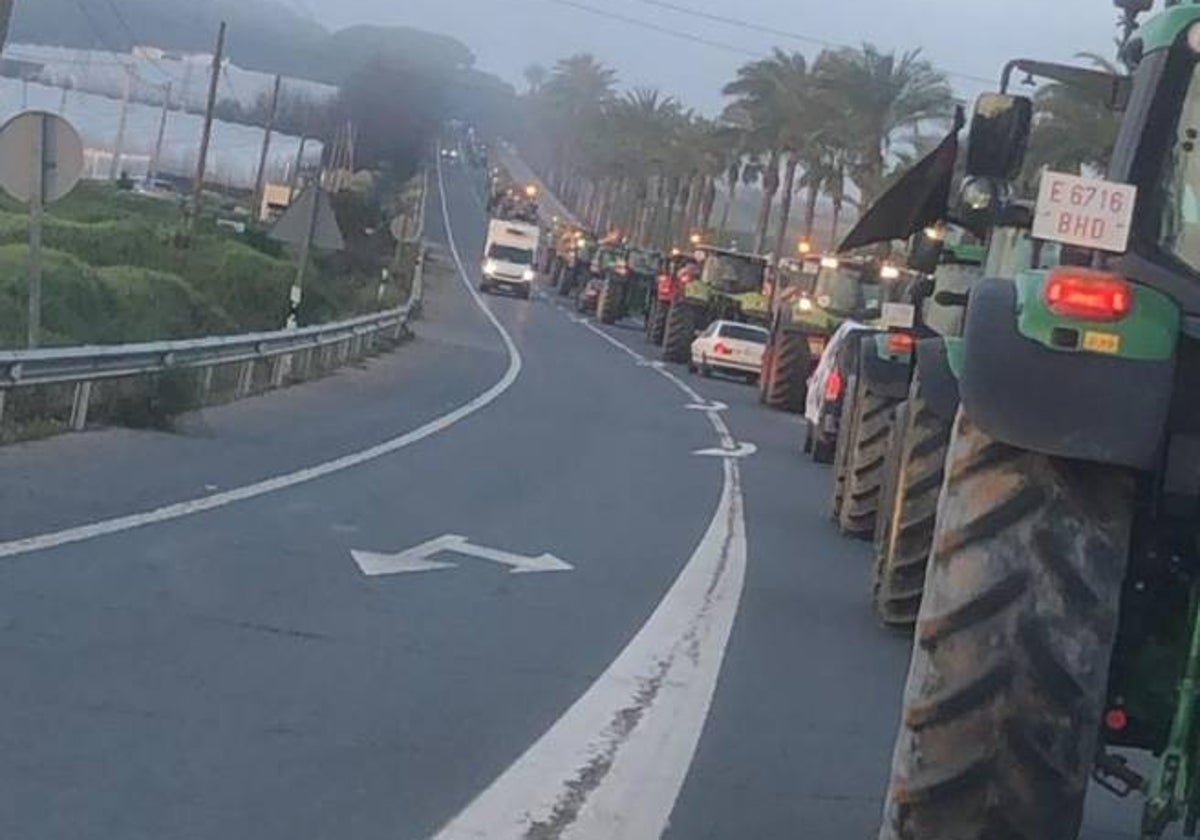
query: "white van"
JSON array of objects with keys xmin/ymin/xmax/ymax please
[{"xmin": 481, "ymin": 219, "xmax": 539, "ymax": 299}]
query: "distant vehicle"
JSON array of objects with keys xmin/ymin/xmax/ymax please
[
  {"xmin": 803, "ymin": 321, "xmax": 873, "ymax": 462},
  {"xmin": 481, "ymin": 218, "xmax": 539, "ymax": 299},
  {"xmin": 688, "ymin": 320, "xmax": 769, "ymax": 381},
  {"xmin": 440, "ymin": 147, "xmax": 460, "ymax": 161}
]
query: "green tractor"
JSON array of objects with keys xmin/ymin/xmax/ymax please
[
  {"xmin": 873, "ymin": 5, "xmax": 1200, "ymax": 838},
  {"xmin": 659, "ymin": 246, "xmax": 770, "ymax": 363},
  {"xmin": 596, "ymin": 246, "xmax": 662, "ymax": 325},
  {"xmin": 760, "ymin": 254, "xmax": 888, "ymax": 413}
]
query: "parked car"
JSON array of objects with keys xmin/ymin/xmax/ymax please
[{"xmin": 688, "ymin": 320, "xmax": 768, "ymax": 381}]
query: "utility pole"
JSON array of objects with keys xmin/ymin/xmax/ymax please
[
  {"xmin": 148, "ymin": 81, "xmax": 172, "ymax": 180},
  {"xmin": 190, "ymin": 20, "xmax": 226, "ymax": 230},
  {"xmin": 252, "ymin": 74, "xmax": 282, "ymax": 220},
  {"xmin": 28, "ymin": 113, "xmax": 46, "ymax": 348},
  {"xmin": 0, "ymin": 0, "xmax": 14, "ymax": 55},
  {"xmin": 109, "ymin": 63, "xmax": 134, "ymax": 180},
  {"xmin": 289, "ymin": 134, "xmax": 307, "ymax": 200},
  {"xmin": 288, "ymin": 173, "xmax": 323, "ymax": 330},
  {"xmin": 58, "ymin": 79, "xmax": 70, "ymax": 115}
]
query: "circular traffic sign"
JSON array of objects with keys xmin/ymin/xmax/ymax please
[{"xmin": 0, "ymin": 110, "xmax": 84, "ymax": 205}]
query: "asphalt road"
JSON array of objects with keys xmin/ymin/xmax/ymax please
[{"xmin": 0, "ymin": 157, "xmax": 1143, "ymax": 839}]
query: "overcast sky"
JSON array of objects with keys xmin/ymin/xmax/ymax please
[{"xmin": 299, "ymin": 0, "xmax": 1120, "ymax": 111}]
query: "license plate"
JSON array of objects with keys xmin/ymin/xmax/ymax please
[{"xmin": 1082, "ymin": 331, "xmax": 1121, "ymax": 354}]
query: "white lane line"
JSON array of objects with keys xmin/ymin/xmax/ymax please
[
  {"xmin": 581, "ymin": 321, "xmax": 645, "ymax": 362},
  {"xmin": 0, "ymin": 158, "xmax": 521, "ymax": 560},
  {"xmin": 431, "ymin": 298, "xmax": 748, "ymax": 840}
]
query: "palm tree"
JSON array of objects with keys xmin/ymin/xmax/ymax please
[
  {"xmin": 540, "ymin": 54, "xmax": 618, "ymax": 199},
  {"xmin": 724, "ymin": 49, "xmax": 816, "ymax": 257},
  {"xmin": 1021, "ymin": 53, "xmax": 1122, "ymax": 192},
  {"xmin": 814, "ymin": 44, "xmax": 955, "ymax": 209}
]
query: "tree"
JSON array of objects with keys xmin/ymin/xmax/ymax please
[
  {"xmin": 814, "ymin": 44, "xmax": 955, "ymax": 209},
  {"xmin": 1021, "ymin": 53, "xmax": 1122, "ymax": 191},
  {"xmin": 523, "ymin": 63, "xmax": 548, "ymax": 95}
]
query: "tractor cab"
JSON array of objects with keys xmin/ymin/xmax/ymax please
[{"xmin": 811, "ymin": 256, "xmax": 884, "ymax": 321}]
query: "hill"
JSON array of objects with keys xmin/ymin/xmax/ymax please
[{"xmin": 10, "ymin": 0, "xmax": 475, "ymax": 85}]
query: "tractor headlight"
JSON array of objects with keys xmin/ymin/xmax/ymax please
[
  {"xmin": 522, "ymin": 267, "xmax": 536, "ymax": 281},
  {"xmin": 797, "ymin": 296, "xmax": 814, "ymax": 311},
  {"xmin": 483, "ymin": 259, "xmax": 499, "ymax": 275},
  {"xmin": 960, "ymin": 176, "xmax": 998, "ymax": 211}
]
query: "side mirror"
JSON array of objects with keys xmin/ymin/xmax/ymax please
[
  {"xmin": 907, "ymin": 228, "xmax": 945, "ymax": 275},
  {"xmin": 966, "ymin": 93, "xmax": 1033, "ymax": 181}
]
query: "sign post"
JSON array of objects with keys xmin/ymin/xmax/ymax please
[
  {"xmin": 269, "ymin": 177, "xmax": 344, "ymax": 329},
  {"xmin": 0, "ymin": 111, "xmax": 83, "ymax": 347}
]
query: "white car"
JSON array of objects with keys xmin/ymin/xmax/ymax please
[{"xmin": 689, "ymin": 320, "xmax": 769, "ymax": 380}]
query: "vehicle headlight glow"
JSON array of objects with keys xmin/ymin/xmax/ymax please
[
  {"xmin": 483, "ymin": 259, "xmax": 499, "ymax": 275},
  {"xmin": 522, "ymin": 267, "xmax": 536, "ymax": 281},
  {"xmin": 798, "ymin": 296, "xmax": 814, "ymax": 311},
  {"xmin": 880, "ymin": 264, "xmax": 901, "ymax": 280},
  {"xmin": 820, "ymin": 256, "xmax": 840, "ymax": 269}
]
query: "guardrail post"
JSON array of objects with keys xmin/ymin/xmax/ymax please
[
  {"xmin": 271, "ymin": 354, "xmax": 289, "ymax": 388},
  {"xmin": 70, "ymin": 381, "xmax": 92, "ymax": 431},
  {"xmin": 200, "ymin": 365, "xmax": 214, "ymax": 404},
  {"xmin": 0, "ymin": 389, "xmax": 6, "ymax": 426},
  {"xmin": 237, "ymin": 360, "xmax": 255, "ymax": 397}
]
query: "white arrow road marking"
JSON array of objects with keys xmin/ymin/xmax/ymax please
[
  {"xmin": 0, "ymin": 156, "xmax": 521, "ymax": 561},
  {"xmin": 352, "ymin": 534, "xmax": 572, "ymax": 576},
  {"xmin": 693, "ymin": 442, "xmax": 757, "ymax": 458},
  {"xmin": 684, "ymin": 400, "xmax": 727, "ymax": 412}
]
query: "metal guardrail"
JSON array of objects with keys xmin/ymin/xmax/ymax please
[{"xmin": 0, "ymin": 166, "xmax": 430, "ymax": 433}]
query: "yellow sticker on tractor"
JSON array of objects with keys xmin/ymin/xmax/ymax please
[{"xmin": 1082, "ymin": 331, "xmax": 1121, "ymax": 354}]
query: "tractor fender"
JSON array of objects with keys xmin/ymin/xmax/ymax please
[
  {"xmin": 913, "ymin": 337, "xmax": 960, "ymax": 423},
  {"xmin": 857, "ymin": 332, "xmax": 912, "ymax": 401},
  {"xmin": 961, "ymin": 277, "xmax": 1173, "ymax": 470}
]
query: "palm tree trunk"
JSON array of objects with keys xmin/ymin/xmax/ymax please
[
  {"xmin": 772, "ymin": 152, "xmax": 799, "ymax": 263},
  {"xmin": 700, "ymin": 179, "xmax": 717, "ymax": 233},
  {"xmin": 829, "ymin": 198, "xmax": 843, "ymax": 251},
  {"xmin": 754, "ymin": 151, "xmax": 780, "ymax": 255},
  {"xmin": 717, "ymin": 179, "xmax": 737, "ymax": 241},
  {"xmin": 802, "ymin": 183, "xmax": 819, "ymax": 240}
]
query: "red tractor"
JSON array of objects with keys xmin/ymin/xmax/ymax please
[{"xmin": 644, "ymin": 252, "xmax": 698, "ymax": 345}]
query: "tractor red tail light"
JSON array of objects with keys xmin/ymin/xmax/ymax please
[
  {"xmin": 714, "ymin": 342, "xmax": 732, "ymax": 356},
  {"xmin": 1104, "ymin": 707, "xmax": 1129, "ymax": 731},
  {"xmin": 825, "ymin": 368, "xmax": 844, "ymax": 401},
  {"xmin": 1044, "ymin": 268, "xmax": 1133, "ymax": 322},
  {"xmin": 887, "ymin": 332, "xmax": 915, "ymax": 354}
]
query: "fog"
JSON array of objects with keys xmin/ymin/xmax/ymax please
[{"xmin": 297, "ymin": 0, "xmax": 1119, "ymax": 108}]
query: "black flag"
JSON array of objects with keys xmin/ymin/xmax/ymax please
[{"xmin": 838, "ymin": 106, "xmax": 966, "ymax": 253}]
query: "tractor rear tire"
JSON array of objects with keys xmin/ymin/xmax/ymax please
[
  {"xmin": 829, "ymin": 374, "xmax": 857, "ymax": 521},
  {"xmin": 838, "ymin": 373, "xmax": 902, "ymax": 539},
  {"xmin": 762, "ymin": 330, "xmax": 809, "ymax": 413},
  {"xmin": 597, "ymin": 277, "xmax": 625, "ymax": 324},
  {"xmin": 661, "ymin": 301, "xmax": 696, "ymax": 363},
  {"xmin": 872, "ymin": 375, "xmax": 953, "ymax": 629},
  {"xmin": 880, "ymin": 409, "xmax": 1133, "ymax": 840},
  {"xmin": 646, "ymin": 298, "xmax": 668, "ymax": 345}
]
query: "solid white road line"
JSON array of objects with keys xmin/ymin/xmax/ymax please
[
  {"xmin": 0, "ymin": 157, "xmax": 521, "ymax": 560},
  {"xmin": 431, "ymin": 292, "xmax": 749, "ymax": 840}
]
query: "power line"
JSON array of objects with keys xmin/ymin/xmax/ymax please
[
  {"xmin": 545, "ymin": 0, "xmax": 759, "ymax": 57},
  {"xmin": 100, "ymin": 0, "xmax": 174, "ymax": 81},
  {"xmin": 626, "ymin": 0, "xmax": 997, "ymax": 86}
]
